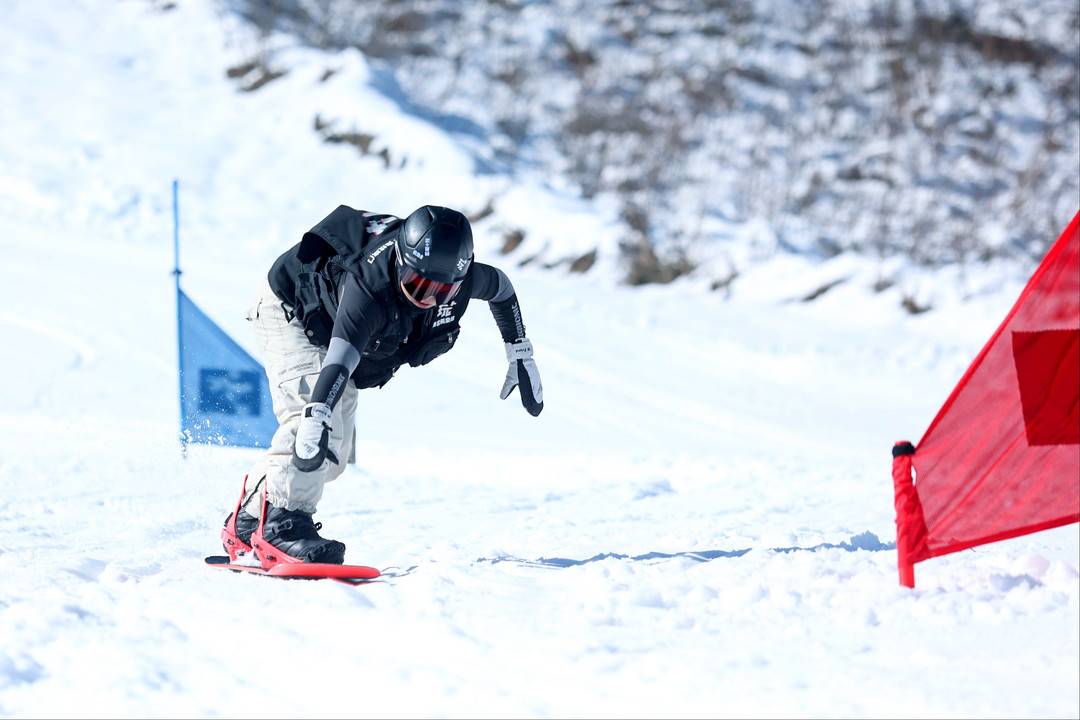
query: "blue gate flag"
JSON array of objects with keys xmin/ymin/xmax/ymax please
[{"xmin": 177, "ymin": 288, "xmax": 278, "ymax": 448}]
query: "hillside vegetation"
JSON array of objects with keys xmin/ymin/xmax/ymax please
[{"xmin": 228, "ymin": 0, "xmax": 1079, "ymax": 285}]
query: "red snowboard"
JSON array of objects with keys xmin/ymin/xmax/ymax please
[{"xmin": 205, "ymin": 555, "xmax": 381, "ymax": 584}]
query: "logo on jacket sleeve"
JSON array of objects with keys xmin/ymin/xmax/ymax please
[{"xmin": 366, "ymin": 239, "xmax": 396, "ymax": 264}]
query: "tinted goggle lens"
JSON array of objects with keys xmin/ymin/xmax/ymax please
[{"xmin": 399, "ymin": 267, "xmax": 462, "ymax": 308}]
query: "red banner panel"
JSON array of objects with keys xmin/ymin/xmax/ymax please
[
  {"xmin": 894, "ymin": 213, "xmax": 1080, "ymax": 584},
  {"xmin": 1012, "ymin": 329, "xmax": 1080, "ymax": 446}
]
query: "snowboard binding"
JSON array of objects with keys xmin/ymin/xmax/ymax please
[
  {"xmin": 210, "ymin": 476, "xmax": 378, "ymax": 582},
  {"xmin": 221, "ymin": 474, "xmax": 257, "ymax": 561}
]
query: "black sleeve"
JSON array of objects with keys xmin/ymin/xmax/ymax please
[
  {"xmin": 470, "ymin": 262, "xmax": 508, "ymax": 302},
  {"xmin": 311, "ymin": 363, "xmax": 351, "ymax": 409},
  {"xmin": 470, "ymin": 263, "xmax": 527, "ymax": 341},
  {"xmin": 489, "ymin": 293, "xmax": 527, "ymax": 342},
  {"xmin": 331, "ymin": 274, "xmax": 386, "ymax": 352},
  {"xmin": 311, "ymin": 275, "xmax": 387, "ymax": 408}
]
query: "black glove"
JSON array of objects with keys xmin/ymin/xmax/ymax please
[
  {"xmin": 291, "ymin": 402, "xmax": 339, "ymax": 472},
  {"xmin": 500, "ymin": 338, "xmax": 544, "ymax": 416}
]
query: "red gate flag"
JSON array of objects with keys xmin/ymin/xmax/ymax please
[{"xmin": 893, "ymin": 212, "xmax": 1080, "ymax": 588}]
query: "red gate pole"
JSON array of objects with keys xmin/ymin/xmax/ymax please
[{"xmin": 892, "ymin": 441, "xmax": 918, "ymax": 588}]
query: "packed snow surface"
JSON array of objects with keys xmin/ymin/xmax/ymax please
[{"xmin": 0, "ymin": 2, "xmax": 1077, "ymax": 718}]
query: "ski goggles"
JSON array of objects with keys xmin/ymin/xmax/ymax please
[{"xmin": 399, "ymin": 266, "xmax": 464, "ymax": 309}]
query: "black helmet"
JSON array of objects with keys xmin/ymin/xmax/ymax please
[{"xmin": 396, "ymin": 205, "xmax": 474, "ymax": 309}]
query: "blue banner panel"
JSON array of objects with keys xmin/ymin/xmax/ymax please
[{"xmin": 178, "ymin": 289, "xmax": 277, "ymax": 447}]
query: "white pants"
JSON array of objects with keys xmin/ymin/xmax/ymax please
[{"xmin": 241, "ymin": 277, "xmax": 358, "ymax": 515}]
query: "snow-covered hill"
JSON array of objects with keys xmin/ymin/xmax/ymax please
[
  {"xmin": 0, "ymin": 2, "xmax": 1076, "ymax": 717},
  {"xmin": 230, "ymin": 0, "xmax": 1080, "ymax": 285}
]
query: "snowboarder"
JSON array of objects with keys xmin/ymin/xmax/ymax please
[{"xmin": 221, "ymin": 205, "xmax": 543, "ymax": 566}]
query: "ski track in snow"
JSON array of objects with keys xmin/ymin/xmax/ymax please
[{"xmin": 0, "ymin": 1, "xmax": 1077, "ymax": 718}]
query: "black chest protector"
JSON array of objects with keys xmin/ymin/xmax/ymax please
[{"xmin": 279, "ymin": 205, "xmax": 472, "ymax": 389}]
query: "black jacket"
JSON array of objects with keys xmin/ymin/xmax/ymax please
[{"xmin": 269, "ymin": 205, "xmax": 512, "ymax": 389}]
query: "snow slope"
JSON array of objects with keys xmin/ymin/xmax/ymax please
[{"xmin": 0, "ymin": 2, "xmax": 1077, "ymax": 717}]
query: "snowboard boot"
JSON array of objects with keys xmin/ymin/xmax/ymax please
[
  {"xmin": 251, "ymin": 504, "xmax": 346, "ymax": 567},
  {"xmin": 221, "ymin": 474, "xmax": 260, "ymax": 560}
]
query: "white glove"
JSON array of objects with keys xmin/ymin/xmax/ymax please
[
  {"xmin": 500, "ymin": 338, "xmax": 544, "ymax": 417},
  {"xmin": 291, "ymin": 402, "xmax": 338, "ymax": 472}
]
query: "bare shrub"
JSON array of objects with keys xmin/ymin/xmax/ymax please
[
  {"xmin": 500, "ymin": 229, "xmax": 526, "ymax": 254},
  {"xmin": 901, "ymin": 294, "xmax": 932, "ymax": 314},
  {"xmin": 569, "ymin": 249, "xmax": 597, "ymax": 273}
]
